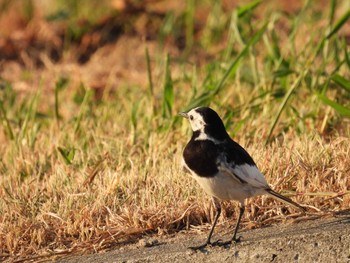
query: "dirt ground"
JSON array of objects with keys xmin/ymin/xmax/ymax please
[{"xmin": 56, "ymin": 213, "xmax": 350, "ymax": 263}]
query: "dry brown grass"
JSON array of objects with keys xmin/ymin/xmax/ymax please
[
  {"xmin": 1, "ymin": 107, "xmax": 349, "ymax": 261},
  {"xmin": 1, "ymin": 0, "xmax": 350, "ymax": 262}
]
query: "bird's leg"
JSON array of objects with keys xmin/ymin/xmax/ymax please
[
  {"xmin": 231, "ymin": 204, "xmax": 245, "ymax": 243},
  {"xmin": 206, "ymin": 197, "xmax": 222, "ymax": 245},
  {"xmin": 217, "ymin": 203, "xmax": 245, "ymax": 247},
  {"xmin": 189, "ymin": 197, "xmax": 221, "ymax": 250}
]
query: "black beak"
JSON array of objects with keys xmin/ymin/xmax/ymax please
[{"xmin": 178, "ymin": 112, "xmax": 189, "ymax": 119}]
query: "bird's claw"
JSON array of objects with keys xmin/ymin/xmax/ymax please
[
  {"xmin": 189, "ymin": 236, "xmax": 242, "ymax": 251},
  {"xmin": 212, "ymin": 236, "xmax": 242, "ymax": 248},
  {"xmin": 188, "ymin": 240, "xmax": 221, "ymax": 251},
  {"xmin": 232, "ymin": 235, "xmax": 242, "ymax": 244},
  {"xmin": 188, "ymin": 243, "xmax": 210, "ymax": 251},
  {"xmin": 210, "ymin": 239, "xmax": 223, "ymax": 246}
]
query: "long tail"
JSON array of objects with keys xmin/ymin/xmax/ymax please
[{"xmin": 265, "ymin": 189, "xmax": 306, "ymax": 212}]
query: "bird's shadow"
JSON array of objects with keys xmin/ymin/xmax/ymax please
[
  {"xmin": 253, "ymin": 210, "xmax": 350, "ymax": 242},
  {"xmin": 216, "ymin": 211, "xmax": 350, "ymax": 245},
  {"xmin": 187, "ymin": 210, "xmax": 350, "ymax": 253},
  {"xmin": 330, "ymin": 209, "xmax": 350, "ymax": 224}
]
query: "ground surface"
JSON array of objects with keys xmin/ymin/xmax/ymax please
[{"xmin": 56, "ymin": 214, "xmax": 350, "ymax": 263}]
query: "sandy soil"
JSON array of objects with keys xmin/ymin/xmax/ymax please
[{"xmin": 56, "ymin": 213, "xmax": 350, "ymax": 263}]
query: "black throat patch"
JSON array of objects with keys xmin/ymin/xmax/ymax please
[{"xmin": 183, "ymin": 134, "xmax": 219, "ymax": 177}]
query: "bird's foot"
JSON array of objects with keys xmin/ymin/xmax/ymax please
[
  {"xmin": 189, "ymin": 236, "xmax": 242, "ymax": 251},
  {"xmin": 213, "ymin": 235, "xmax": 242, "ymax": 248},
  {"xmin": 210, "ymin": 239, "xmax": 224, "ymax": 246},
  {"xmin": 232, "ymin": 235, "xmax": 242, "ymax": 244},
  {"xmin": 188, "ymin": 239, "xmax": 223, "ymax": 251},
  {"xmin": 188, "ymin": 242, "xmax": 210, "ymax": 251}
]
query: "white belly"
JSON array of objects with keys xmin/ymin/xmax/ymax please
[{"xmin": 192, "ymin": 172, "xmax": 264, "ymax": 203}]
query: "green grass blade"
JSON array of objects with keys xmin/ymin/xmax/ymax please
[
  {"xmin": 344, "ymin": 40, "xmax": 350, "ymax": 70},
  {"xmin": 331, "ymin": 74, "xmax": 350, "ymax": 92},
  {"xmin": 326, "ymin": 10, "xmax": 350, "ymax": 39},
  {"xmin": 130, "ymin": 101, "xmax": 140, "ymax": 143},
  {"xmin": 0, "ymin": 100, "xmax": 14, "ymax": 140},
  {"xmin": 186, "ymin": 22, "xmax": 268, "ymax": 110},
  {"xmin": 307, "ymin": 4, "xmax": 349, "ymax": 62},
  {"xmin": 57, "ymin": 146, "xmax": 75, "ymax": 165},
  {"xmin": 185, "ymin": 91, "xmax": 211, "ymax": 110},
  {"xmin": 213, "ymin": 22, "xmax": 268, "ymax": 94},
  {"xmin": 273, "ymin": 69, "xmax": 295, "ymax": 78},
  {"xmin": 74, "ymin": 86, "xmax": 93, "ymax": 134},
  {"xmin": 317, "ymin": 93, "xmax": 350, "ymax": 117},
  {"xmin": 145, "ymin": 47, "xmax": 154, "ymax": 97},
  {"xmin": 328, "ymin": 0, "xmax": 337, "ymax": 25},
  {"xmin": 185, "ymin": 0, "xmax": 195, "ymax": 52},
  {"xmin": 18, "ymin": 88, "xmax": 41, "ymax": 142},
  {"xmin": 266, "ymin": 69, "xmax": 308, "ymax": 144},
  {"xmin": 270, "ymin": 30, "xmax": 283, "ymax": 62},
  {"xmin": 145, "ymin": 47, "xmax": 155, "ymax": 116},
  {"xmin": 237, "ymin": 0, "xmax": 261, "ymax": 18},
  {"xmin": 162, "ymin": 55, "xmax": 174, "ymax": 118},
  {"xmin": 54, "ymin": 77, "xmax": 69, "ymax": 125}
]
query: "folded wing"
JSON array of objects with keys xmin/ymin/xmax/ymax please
[{"xmin": 217, "ymin": 140, "xmax": 269, "ymax": 189}]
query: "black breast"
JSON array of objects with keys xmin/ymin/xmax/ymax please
[{"xmin": 183, "ymin": 139, "xmax": 219, "ymax": 177}]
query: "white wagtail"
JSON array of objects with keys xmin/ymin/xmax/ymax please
[{"xmin": 179, "ymin": 106, "xmax": 305, "ymax": 250}]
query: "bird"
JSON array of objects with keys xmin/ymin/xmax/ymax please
[{"xmin": 179, "ymin": 106, "xmax": 305, "ymax": 250}]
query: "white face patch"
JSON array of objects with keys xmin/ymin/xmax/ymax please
[
  {"xmin": 185, "ymin": 107, "xmax": 222, "ymax": 143},
  {"xmin": 187, "ymin": 108, "xmax": 206, "ymax": 133},
  {"xmin": 186, "ymin": 107, "xmax": 225, "ymax": 144}
]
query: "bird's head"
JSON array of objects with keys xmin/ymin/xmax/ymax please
[{"xmin": 179, "ymin": 107, "xmax": 228, "ymax": 141}]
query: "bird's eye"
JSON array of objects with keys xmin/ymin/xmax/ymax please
[{"xmin": 189, "ymin": 115, "xmax": 194, "ymax": 120}]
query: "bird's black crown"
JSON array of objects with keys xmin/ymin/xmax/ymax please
[{"xmin": 195, "ymin": 107, "xmax": 229, "ymax": 140}]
